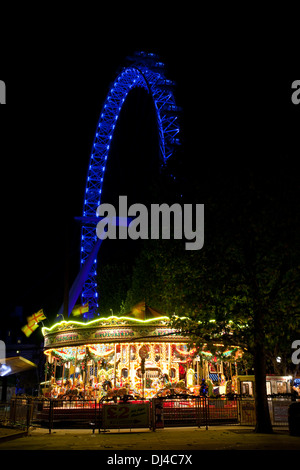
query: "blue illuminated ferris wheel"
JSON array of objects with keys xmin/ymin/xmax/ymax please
[{"xmin": 80, "ymin": 51, "xmax": 181, "ymax": 318}]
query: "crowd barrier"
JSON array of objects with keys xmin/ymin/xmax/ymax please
[
  {"xmin": 0, "ymin": 395, "xmax": 294, "ymax": 432},
  {"xmin": 0, "ymin": 399, "xmax": 34, "ymax": 431}
]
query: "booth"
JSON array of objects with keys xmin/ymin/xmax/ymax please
[{"xmin": 235, "ymin": 375, "xmax": 292, "ymax": 397}]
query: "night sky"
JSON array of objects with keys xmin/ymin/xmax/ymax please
[{"xmin": 0, "ymin": 21, "xmax": 298, "ymax": 330}]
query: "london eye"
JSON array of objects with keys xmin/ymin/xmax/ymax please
[{"xmin": 71, "ymin": 52, "xmax": 181, "ymax": 319}]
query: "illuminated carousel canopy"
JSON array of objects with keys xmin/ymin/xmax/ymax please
[{"xmin": 42, "ymin": 303, "xmax": 187, "ymax": 350}]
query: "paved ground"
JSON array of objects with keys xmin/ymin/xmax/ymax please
[
  {"xmin": 0, "ymin": 425, "xmax": 299, "ymax": 451},
  {"xmin": 0, "ymin": 427, "xmax": 27, "ymax": 442}
]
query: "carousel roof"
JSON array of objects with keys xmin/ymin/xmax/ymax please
[
  {"xmin": 42, "ymin": 302, "xmax": 189, "ymax": 348},
  {"xmin": 42, "ymin": 303, "xmax": 170, "ymax": 337}
]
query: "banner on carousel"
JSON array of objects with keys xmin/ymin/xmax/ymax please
[
  {"xmin": 94, "ymin": 329, "xmax": 135, "ymax": 340},
  {"xmin": 44, "ymin": 332, "xmax": 79, "ymax": 346},
  {"xmin": 94, "ymin": 327, "xmax": 183, "ymax": 342}
]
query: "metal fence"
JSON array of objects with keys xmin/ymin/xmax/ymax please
[
  {"xmin": 0, "ymin": 403, "xmax": 11, "ymax": 426},
  {"xmin": 237, "ymin": 397, "xmax": 291, "ymax": 427},
  {"xmin": 40, "ymin": 399, "xmax": 98, "ymax": 432},
  {"xmin": 1, "ymin": 396, "xmax": 294, "ymax": 432},
  {"xmin": 208, "ymin": 397, "xmax": 239, "ymax": 425},
  {"xmin": 268, "ymin": 397, "xmax": 290, "ymax": 427},
  {"xmin": 238, "ymin": 398, "xmax": 256, "ymax": 425},
  {"xmin": 152, "ymin": 397, "xmax": 204, "ymax": 429},
  {"xmin": 0, "ymin": 399, "xmax": 34, "ymax": 431},
  {"xmin": 152, "ymin": 397, "xmax": 239, "ymax": 430}
]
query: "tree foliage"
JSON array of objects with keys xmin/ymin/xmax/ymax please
[
  {"xmin": 96, "ymin": 133, "xmax": 300, "ymax": 433},
  {"xmin": 97, "ymin": 262, "xmax": 132, "ymax": 317},
  {"xmin": 120, "ymin": 170, "xmax": 300, "ymax": 432},
  {"xmin": 122, "ymin": 171, "xmax": 300, "ymax": 366}
]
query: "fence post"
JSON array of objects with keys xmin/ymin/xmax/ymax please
[
  {"xmin": 49, "ymin": 399, "xmax": 53, "ymax": 434},
  {"xmin": 9, "ymin": 398, "xmax": 16, "ymax": 425},
  {"xmin": 98, "ymin": 400, "xmax": 101, "ymax": 433},
  {"xmin": 197, "ymin": 397, "xmax": 201, "ymax": 428},
  {"xmin": 26, "ymin": 398, "xmax": 33, "ymax": 432},
  {"xmin": 92, "ymin": 399, "xmax": 96, "ymax": 433},
  {"xmin": 151, "ymin": 399, "xmax": 156, "ymax": 432},
  {"xmin": 100, "ymin": 400, "xmax": 103, "ymax": 433},
  {"xmin": 205, "ymin": 396, "xmax": 208, "ymax": 430}
]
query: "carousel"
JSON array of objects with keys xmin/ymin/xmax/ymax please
[{"xmin": 42, "ymin": 302, "xmax": 243, "ymax": 401}]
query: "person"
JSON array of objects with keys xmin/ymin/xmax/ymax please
[
  {"xmin": 102, "ymin": 379, "xmax": 113, "ymax": 391},
  {"xmin": 292, "ymin": 385, "xmax": 300, "ymax": 401},
  {"xmin": 160, "ymin": 373, "xmax": 169, "ymax": 387},
  {"xmin": 200, "ymin": 379, "xmax": 208, "ymax": 396}
]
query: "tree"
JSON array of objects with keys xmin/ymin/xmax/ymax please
[
  {"xmin": 123, "ymin": 171, "xmax": 300, "ymax": 433},
  {"xmin": 97, "ymin": 262, "xmax": 132, "ymax": 316}
]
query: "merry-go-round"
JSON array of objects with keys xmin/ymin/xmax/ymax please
[{"xmin": 41, "ymin": 302, "xmax": 242, "ymax": 403}]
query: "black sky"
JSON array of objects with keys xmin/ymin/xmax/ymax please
[{"xmin": 0, "ymin": 21, "xmax": 299, "ymax": 326}]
